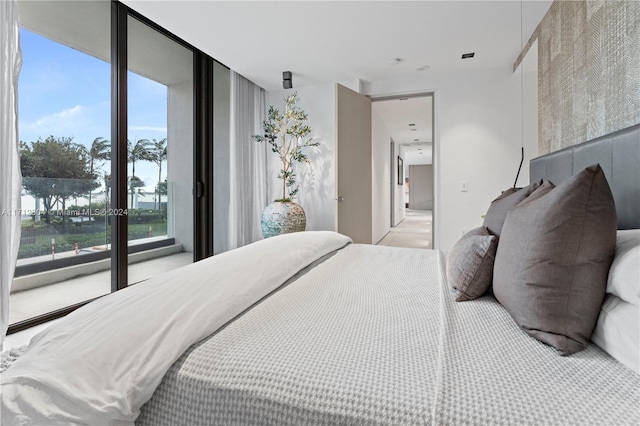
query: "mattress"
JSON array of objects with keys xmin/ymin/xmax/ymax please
[
  {"xmin": 434, "ymin": 266, "xmax": 639, "ymax": 425},
  {"xmin": 137, "ymin": 244, "xmax": 640, "ymax": 425},
  {"xmin": 138, "ymin": 244, "xmax": 442, "ymax": 425}
]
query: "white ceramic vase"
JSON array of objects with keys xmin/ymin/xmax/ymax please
[{"xmin": 261, "ymin": 201, "xmax": 306, "ymax": 238}]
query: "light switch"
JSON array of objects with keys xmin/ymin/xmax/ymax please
[{"xmin": 460, "ymin": 181, "xmax": 468, "ymax": 192}]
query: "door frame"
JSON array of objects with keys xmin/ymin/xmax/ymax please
[
  {"xmin": 370, "ymin": 91, "xmax": 438, "ymax": 249},
  {"xmin": 389, "ymin": 140, "xmax": 395, "ymax": 227}
]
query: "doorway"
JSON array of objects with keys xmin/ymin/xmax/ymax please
[{"xmin": 372, "ymin": 94, "xmax": 434, "ymax": 249}]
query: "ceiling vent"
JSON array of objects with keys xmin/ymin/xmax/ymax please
[{"xmin": 462, "ymin": 52, "xmax": 475, "ymax": 59}]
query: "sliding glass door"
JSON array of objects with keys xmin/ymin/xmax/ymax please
[
  {"xmin": 126, "ymin": 15, "xmax": 194, "ymax": 284},
  {"xmin": 12, "ymin": 0, "xmax": 113, "ymax": 324},
  {"xmin": 9, "ymin": 1, "xmax": 205, "ymax": 332}
]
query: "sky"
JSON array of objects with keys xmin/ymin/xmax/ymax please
[{"xmin": 19, "ymin": 28, "xmax": 168, "ymax": 203}]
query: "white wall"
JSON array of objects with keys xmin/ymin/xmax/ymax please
[
  {"xmin": 167, "ymin": 79, "xmax": 193, "ymax": 252},
  {"xmin": 265, "ymin": 65, "xmax": 534, "ymax": 252},
  {"xmin": 364, "ymin": 66, "xmax": 534, "ymax": 252},
  {"xmin": 371, "ymin": 108, "xmax": 391, "ymax": 243},
  {"xmin": 266, "ymin": 84, "xmax": 336, "ymax": 232}
]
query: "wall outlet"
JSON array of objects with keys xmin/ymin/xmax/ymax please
[{"xmin": 460, "ymin": 181, "xmax": 468, "ymax": 192}]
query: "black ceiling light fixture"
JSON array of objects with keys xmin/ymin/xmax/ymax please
[
  {"xmin": 283, "ymin": 71, "xmax": 293, "ymax": 89},
  {"xmin": 461, "ymin": 52, "xmax": 475, "ymax": 59}
]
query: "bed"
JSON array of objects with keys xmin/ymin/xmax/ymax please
[{"xmin": 2, "ymin": 124, "xmax": 639, "ymax": 425}]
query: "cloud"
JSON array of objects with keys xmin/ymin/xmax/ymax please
[
  {"xmin": 28, "ymin": 105, "xmax": 85, "ymax": 132},
  {"xmin": 20, "ymin": 102, "xmax": 111, "ymax": 144}
]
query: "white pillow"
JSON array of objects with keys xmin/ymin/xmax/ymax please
[
  {"xmin": 607, "ymin": 229, "xmax": 640, "ymax": 306},
  {"xmin": 591, "ymin": 294, "xmax": 639, "ymax": 374}
]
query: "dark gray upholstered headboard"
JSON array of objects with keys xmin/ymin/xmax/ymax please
[{"xmin": 530, "ymin": 123, "xmax": 640, "ymax": 230}]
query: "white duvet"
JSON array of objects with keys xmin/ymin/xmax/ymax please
[{"xmin": 1, "ymin": 231, "xmax": 351, "ymax": 426}]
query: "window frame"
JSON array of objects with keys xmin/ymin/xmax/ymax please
[{"xmin": 8, "ymin": 0, "xmax": 219, "ymax": 334}]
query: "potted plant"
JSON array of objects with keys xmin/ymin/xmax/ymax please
[{"xmin": 253, "ymin": 92, "xmax": 319, "ymax": 238}]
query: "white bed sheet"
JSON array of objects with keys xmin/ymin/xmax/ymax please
[{"xmin": 1, "ymin": 231, "xmax": 351, "ymax": 425}]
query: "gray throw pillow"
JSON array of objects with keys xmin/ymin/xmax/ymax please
[
  {"xmin": 483, "ymin": 180, "xmax": 541, "ymax": 237},
  {"xmin": 447, "ymin": 227, "xmax": 498, "ymax": 302},
  {"xmin": 493, "ymin": 165, "xmax": 617, "ymax": 355}
]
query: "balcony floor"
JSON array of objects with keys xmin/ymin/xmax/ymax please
[{"xmin": 9, "ymin": 252, "xmax": 193, "ymax": 324}]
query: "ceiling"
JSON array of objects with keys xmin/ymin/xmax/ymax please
[
  {"xmin": 373, "ymin": 96, "xmax": 433, "ymax": 165},
  {"xmin": 121, "ymin": 0, "xmax": 552, "ymax": 164},
  {"xmin": 122, "ymin": 0, "xmax": 553, "ymax": 92},
  {"xmin": 19, "ymin": 1, "xmax": 193, "ymax": 86}
]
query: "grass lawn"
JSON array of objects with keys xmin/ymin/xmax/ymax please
[{"xmin": 18, "ymin": 221, "xmax": 168, "ymax": 259}]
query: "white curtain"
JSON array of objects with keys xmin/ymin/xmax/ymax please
[
  {"xmin": 0, "ymin": 0, "xmax": 22, "ymax": 349},
  {"xmin": 227, "ymin": 72, "xmax": 267, "ymax": 250}
]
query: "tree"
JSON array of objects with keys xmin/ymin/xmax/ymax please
[
  {"xmin": 150, "ymin": 138, "xmax": 167, "ymax": 211},
  {"xmin": 156, "ymin": 180, "xmax": 168, "ymax": 198},
  {"xmin": 20, "ymin": 136, "xmax": 100, "ymax": 225},
  {"xmin": 128, "ymin": 175, "xmax": 145, "ymax": 208},
  {"xmin": 127, "ymin": 138, "xmax": 154, "ymax": 207},
  {"xmin": 155, "ymin": 180, "xmax": 168, "ymax": 217},
  {"xmin": 103, "ymin": 173, "xmax": 111, "ymax": 207},
  {"xmin": 253, "ymin": 92, "xmax": 318, "ymax": 201},
  {"xmin": 87, "ymin": 137, "xmax": 110, "ymax": 219}
]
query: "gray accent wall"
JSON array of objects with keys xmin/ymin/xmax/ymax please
[
  {"xmin": 534, "ymin": 1, "xmax": 640, "ymax": 154},
  {"xmin": 408, "ymin": 165, "xmax": 433, "ymax": 210}
]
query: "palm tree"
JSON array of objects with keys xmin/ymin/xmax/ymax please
[
  {"xmin": 103, "ymin": 173, "xmax": 110, "ymax": 243},
  {"xmin": 103, "ymin": 173, "xmax": 111, "ymax": 207},
  {"xmin": 88, "ymin": 137, "xmax": 110, "ymax": 219},
  {"xmin": 151, "ymin": 138, "xmax": 167, "ymax": 211},
  {"xmin": 127, "ymin": 138, "xmax": 154, "ymax": 207},
  {"xmin": 128, "ymin": 176, "xmax": 145, "ymax": 209}
]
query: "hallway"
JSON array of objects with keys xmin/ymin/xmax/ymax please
[{"xmin": 376, "ymin": 210, "xmax": 432, "ymax": 249}]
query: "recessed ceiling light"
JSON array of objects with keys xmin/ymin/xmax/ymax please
[
  {"xmin": 414, "ymin": 139, "xmax": 420, "ymax": 142},
  {"xmin": 410, "ymin": 128, "xmax": 417, "ymax": 131},
  {"xmin": 388, "ymin": 58, "xmax": 402, "ymax": 65},
  {"xmin": 399, "ymin": 97, "xmax": 409, "ymax": 101},
  {"xmin": 419, "ymin": 152, "xmax": 424, "ymax": 154},
  {"xmin": 462, "ymin": 52, "xmax": 475, "ymax": 59},
  {"xmin": 417, "ymin": 65, "xmax": 430, "ymax": 71},
  {"xmin": 409, "ymin": 123, "xmax": 416, "ymax": 127}
]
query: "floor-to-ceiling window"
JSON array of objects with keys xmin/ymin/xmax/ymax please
[
  {"xmin": 11, "ymin": 0, "xmax": 113, "ymax": 324},
  {"xmin": 126, "ymin": 14, "xmax": 194, "ymax": 284},
  {"xmin": 8, "ymin": 0, "xmax": 210, "ymax": 332}
]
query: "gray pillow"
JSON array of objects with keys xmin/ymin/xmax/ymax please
[
  {"xmin": 493, "ymin": 165, "xmax": 617, "ymax": 355},
  {"xmin": 483, "ymin": 180, "xmax": 541, "ymax": 237},
  {"xmin": 447, "ymin": 227, "xmax": 498, "ymax": 301}
]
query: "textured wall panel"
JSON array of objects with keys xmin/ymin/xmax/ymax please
[{"xmin": 536, "ymin": 0, "xmax": 640, "ymax": 154}]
